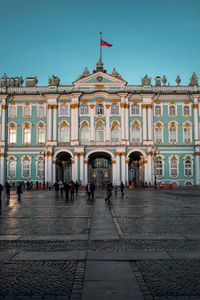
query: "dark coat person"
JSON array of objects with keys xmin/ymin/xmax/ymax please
[
  {"xmin": 64, "ymin": 182, "xmax": 70, "ymax": 201},
  {"xmin": 17, "ymin": 183, "xmax": 22, "ymax": 201}
]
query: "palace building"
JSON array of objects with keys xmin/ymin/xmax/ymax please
[{"xmin": 0, "ymin": 60, "xmax": 200, "ymax": 187}]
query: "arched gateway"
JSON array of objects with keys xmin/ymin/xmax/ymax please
[
  {"xmin": 88, "ymin": 152, "xmax": 112, "ymax": 188},
  {"xmin": 128, "ymin": 151, "xmax": 145, "ymax": 186},
  {"xmin": 56, "ymin": 152, "xmax": 72, "ymax": 182}
]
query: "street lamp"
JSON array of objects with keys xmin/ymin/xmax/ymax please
[{"xmin": 152, "ymin": 146, "xmax": 160, "ymax": 188}]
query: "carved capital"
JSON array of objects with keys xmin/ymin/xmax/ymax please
[
  {"xmin": 111, "ymin": 159, "xmax": 116, "ymax": 164},
  {"xmin": 90, "ymin": 104, "xmax": 95, "ymax": 109},
  {"xmin": 105, "ymin": 104, "xmax": 111, "ymax": 109},
  {"xmin": 120, "ymin": 103, "xmax": 125, "ymax": 108},
  {"xmin": 195, "ymin": 152, "xmax": 200, "ymax": 156},
  {"xmin": 193, "ymin": 103, "xmax": 198, "ymax": 109},
  {"xmin": 1, "ymin": 104, "xmax": 6, "ymax": 110},
  {"xmin": 47, "ymin": 151, "xmax": 53, "ymax": 157},
  {"xmin": 141, "ymin": 104, "xmax": 147, "ymax": 109}
]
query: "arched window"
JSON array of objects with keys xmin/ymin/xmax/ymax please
[
  {"xmin": 154, "ymin": 123, "xmax": 162, "ymax": 144},
  {"xmin": 80, "ymin": 104, "xmax": 88, "ymax": 115},
  {"xmin": 185, "ymin": 159, "xmax": 192, "ymax": 177},
  {"xmin": 183, "ymin": 123, "xmax": 192, "ymax": 144},
  {"xmin": 59, "ymin": 104, "xmax": 68, "ymax": 116},
  {"xmin": 37, "ymin": 158, "xmax": 44, "ymax": 178},
  {"xmin": 131, "ymin": 104, "xmax": 139, "ymax": 115},
  {"xmin": 59, "ymin": 121, "xmax": 70, "ymax": 143},
  {"xmin": 96, "ymin": 104, "xmax": 104, "ymax": 115},
  {"xmin": 183, "ymin": 105, "xmax": 190, "ymax": 116},
  {"xmin": 37, "ymin": 106, "xmax": 46, "ymax": 118},
  {"xmin": 80, "ymin": 122, "xmax": 89, "ymax": 143},
  {"xmin": 111, "ymin": 122, "xmax": 120, "ymax": 142},
  {"xmin": 8, "ymin": 106, "xmax": 17, "ymax": 118},
  {"xmin": 155, "ymin": 105, "xmax": 161, "ymax": 117},
  {"xmin": 111, "ymin": 104, "xmax": 119, "ymax": 115},
  {"xmin": 9, "ymin": 123, "xmax": 17, "ymax": 144},
  {"xmin": 23, "ymin": 123, "xmax": 31, "ymax": 144},
  {"xmin": 23, "ymin": 105, "xmax": 31, "ymax": 117},
  {"xmin": 37, "ymin": 123, "xmax": 46, "ymax": 144},
  {"xmin": 170, "ymin": 157, "xmax": 178, "ymax": 176},
  {"xmin": 22, "ymin": 156, "xmax": 31, "ymax": 178},
  {"xmin": 169, "ymin": 123, "xmax": 177, "ymax": 143},
  {"xmin": 156, "ymin": 156, "xmax": 163, "ymax": 176},
  {"xmin": 95, "ymin": 124, "xmax": 105, "ymax": 142},
  {"xmin": 130, "ymin": 121, "xmax": 141, "ymax": 143},
  {"xmin": 8, "ymin": 158, "xmax": 16, "ymax": 178},
  {"xmin": 169, "ymin": 105, "xmax": 176, "ymax": 116}
]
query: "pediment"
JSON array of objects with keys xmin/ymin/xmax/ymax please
[{"xmin": 73, "ymin": 71, "xmax": 127, "ymax": 87}]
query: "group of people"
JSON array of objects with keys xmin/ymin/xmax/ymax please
[
  {"xmin": 105, "ymin": 181, "xmax": 125, "ymax": 204},
  {"xmin": 53, "ymin": 180, "xmax": 80, "ymax": 201},
  {"xmin": 0, "ymin": 181, "xmax": 23, "ymax": 203}
]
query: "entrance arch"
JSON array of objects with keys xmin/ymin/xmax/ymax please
[
  {"xmin": 128, "ymin": 151, "xmax": 145, "ymax": 187},
  {"xmin": 88, "ymin": 152, "xmax": 112, "ymax": 188},
  {"xmin": 56, "ymin": 152, "xmax": 72, "ymax": 182}
]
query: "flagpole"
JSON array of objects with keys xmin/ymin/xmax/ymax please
[{"xmin": 100, "ymin": 32, "xmax": 102, "ymax": 62}]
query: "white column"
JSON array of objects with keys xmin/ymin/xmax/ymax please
[
  {"xmin": 53, "ymin": 105, "xmax": 57, "ymax": 141},
  {"xmin": 90, "ymin": 105, "xmax": 95, "ymax": 141},
  {"xmin": 0, "ymin": 155, "xmax": 5, "ymax": 184},
  {"xmin": 116, "ymin": 154, "xmax": 120, "ymax": 185},
  {"xmin": 74, "ymin": 104, "xmax": 79, "ymax": 142},
  {"xmin": 79, "ymin": 153, "xmax": 84, "ymax": 185},
  {"xmin": 145, "ymin": 154, "xmax": 152, "ymax": 183},
  {"xmin": 121, "ymin": 153, "xmax": 126, "ymax": 184},
  {"xmin": 70, "ymin": 104, "xmax": 75, "ymax": 141},
  {"xmin": 45, "ymin": 155, "xmax": 48, "ymax": 183},
  {"xmin": 73, "ymin": 154, "xmax": 78, "ymax": 181},
  {"xmin": 47, "ymin": 153, "xmax": 53, "ymax": 182},
  {"xmin": 147, "ymin": 104, "xmax": 153, "ymax": 141},
  {"xmin": 142, "ymin": 105, "xmax": 147, "ymax": 141},
  {"xmin": 125, "ymin": 105, "xmax": 129, "ymax": 141},
  {"xmin": 112, "ymin": 160, "xmax": 117, "ymax": 186},
  {"xmin": 72, "ymin": 159, "xmax": 75, "ymax": 181},
  {"xmin": 195, "ymin": 155, "xmax": 200, "ymax": 185},
  {"xmin": 84, "ymin": 160, "xmax": 88, "ymax": 185},
  {"xmin": 1, "ymin": 105, "xmax": 6, "ymax": 141},
  {"xmin": 52, "ymin": 161, "xmax": 56, "ymax": 183},
  {"xmin": 120, "ymin": 104, "xmax": 125, "ymax": 141},
  {"xmin": 125, "ymin": 159, "xmax": 129, "ymax": 186},
  {"xmin": 194, "ymin": 103, "xmax": 199, "ymax": 141},
  {"xmin": 105, "ymin": 105, "xmax": 110, "ymax": 141},
  {"xmin": 47, "ymin": 105, "xmax": 53, "ymax": 141}
]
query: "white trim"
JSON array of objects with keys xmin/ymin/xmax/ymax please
[{"xmin": 85, "ymin": 149, "xmax": 114, "ymax": 159}]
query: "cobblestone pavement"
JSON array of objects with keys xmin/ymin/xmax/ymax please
[
  {"xmin": 131, "ymin": 260, "xmax": 200, "ymax": 298},
  {"xmin": 0, "ymin": 188, "xmax": 200, "ymax": 299}
]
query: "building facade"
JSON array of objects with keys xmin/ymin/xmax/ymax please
[{"xmin": 0, "ymin": 61, "xmax": 200, "ymax": 187}]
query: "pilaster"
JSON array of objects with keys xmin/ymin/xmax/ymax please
[
  {"xmin": 193, "ymin": 96, "xmax": 199, "ymax": 143},
  {"xmin": 105, "ymin": 104, "xmax": 110, "ymax": 141},
  {"xmin": 70, "ymin": 93, "xmax": 82, "ymax": 146},
  {"xmin": 90, "ymin": 104, "xmax": 95, "ymax": 141},
  {"xmin": 195, "ymin": 151, "xmax": 200, "ymax": 185}
]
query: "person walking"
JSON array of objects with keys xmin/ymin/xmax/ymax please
[
  {"xmin": 120, "ymin": 181, "xmax": 125, "ymax": 197},
  {"xmin": 64, "ymin": 182, "xmax": 70, "ymax": 201},
  {"xmin": 5, "ymin": 181, "xmax": 11, "ymax": 201},
  {"xmin": 90, "ymin": 182, "xmax": 95, "ymax": 200},
  {"xmin": 59, "ymin": 181, "xmax": 64, "ymax": 197},
  {"xmin": 69, "ymin": 181, "xmax": 75, "ymax": 201},
  {"xmin": 54, "ymin": 181, "xmax": 59, "ymax": 198},
  {"xmin": 74, "ymin": 181, "xmax": 79, "ymax": 195},
  {"xmin": 16, "ymin": 182, "xmax": 22, "ymax": 201},
  {"xmin": 0, "ymin": 183, "xmax": 3, "ymax": 205},
  {"xmin": 105, "ymin": 181, "xmax": 112, "ymax": 204},
  {"xmin": 114, "ymin": 185, "xmax": 118, "ymax": 196},
  {"xmin": 86, "ymin": 182, "xmax": 91, "ymax": 200}
]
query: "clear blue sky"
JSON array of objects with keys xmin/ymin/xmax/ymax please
[{"xmin": 0, "ymin": 0, "xmax": 200, "ymax": 86}]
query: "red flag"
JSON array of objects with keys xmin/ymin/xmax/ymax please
[{"xmin": 100, "ymin": 39, "xmax": 112, "ymax": 47}]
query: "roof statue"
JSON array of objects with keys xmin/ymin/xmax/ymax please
[
  {"xmin": 189, "ymin": 72, "xmax": 198, "ymax": 86},
  {"xmin": 155, "ymin": 76, "xmax": 161, "ymax": 86},
  {"xmin": 0, "ymin": 74, "xmax": 24, "ymax": 87},
  {"xmin": 96, "ymin": 59, "xmax": 104, "ymax": 72},
  {"xmin": 141, "ymin": 75, "xmax": 151, "ymax": 86},
  {"xmin": 175, "ymin": 75, "xmax": 181, "ymax": 85},
  {"xmin": 162, "ymin": 75, "xmax": 167, "ymax": 86},
  {"xmin": 111, "ymin": 68, "xmax": 124, "ymax": 80},
  {"xmin": 76, "ymin": 67, "xmax": 90, "ymax": 81},
  {"xmin": 48, "ymin": 75, "xmax": 60, "ymax": 86}
]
